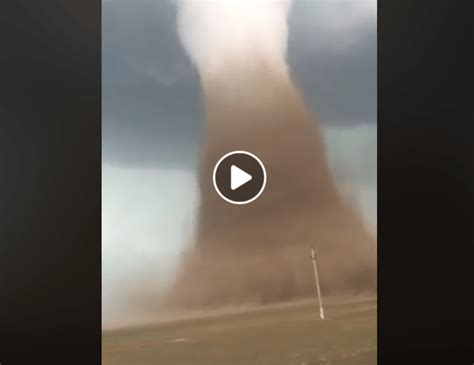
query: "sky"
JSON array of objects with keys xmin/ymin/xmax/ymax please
[{"xmin": 102, "ymin": 0, "xmax": 377, "ymax": 327}]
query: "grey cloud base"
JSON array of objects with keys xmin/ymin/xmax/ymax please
[{"xmin": 102, "ymin": 1, "xmax": 376, "ymax": 169}]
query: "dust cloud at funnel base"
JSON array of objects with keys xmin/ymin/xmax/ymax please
[{"xmin": 160, "ymin": 0, "xmax": 377, "ymax": 310}]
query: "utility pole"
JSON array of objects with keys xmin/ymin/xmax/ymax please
[{"xmin": 310, "ymin": 246, "xmax": 325, "ymax": 320}]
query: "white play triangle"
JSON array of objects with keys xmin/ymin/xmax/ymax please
[{"xmin": 230, "ymin": 165, "xmax": 252, "ymax": 190}]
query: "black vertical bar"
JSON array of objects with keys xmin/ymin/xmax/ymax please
[
  {"xmin": 0, "ymin": 2, "xmax": 101, "ymax": 364},
  {"xmin": 379, "ymin": 1, "xmax": 473, "ymax": 364}
]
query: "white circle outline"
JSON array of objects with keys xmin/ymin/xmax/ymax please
[{"xmin": 212, "ymin": 150, "xmax": 267, "ymax": 205}]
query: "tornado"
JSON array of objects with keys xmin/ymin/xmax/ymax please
[{"xmin": 165, "ymin": 0, "xmax": 376, "ymax": 309}]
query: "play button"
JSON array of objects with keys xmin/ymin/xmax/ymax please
[
  {"xmin": 230, "ymin": 165, "xmax": 252, "ymax": 190},
  {"xmin": 213, "ymin": 151, "xmax": 266, "ymax": 204}
]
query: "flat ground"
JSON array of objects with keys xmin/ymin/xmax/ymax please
[{"xmin": 102, "ymin": 298, "xmax": 376, "ymax": 365}]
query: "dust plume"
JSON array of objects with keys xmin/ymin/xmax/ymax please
[{"xmin": 164, "ymin": 0, "xmax": 376, "ymax": 309}]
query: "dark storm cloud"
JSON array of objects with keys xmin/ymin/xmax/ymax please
[
  {"xmin": 288, "ymin": 1, "xmax": 376, "ymax": 125},
  {"xmin": 102, "ymin": 1, "xmax": 202, "ymax": 168},
  {"xmin": 102, "ymin": 1, "xmax": 376, "ymax": 167}
]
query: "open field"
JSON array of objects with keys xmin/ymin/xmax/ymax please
[{"xmin": 103, "ymin": 298, "xmax": 376, "ymax": 365}]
